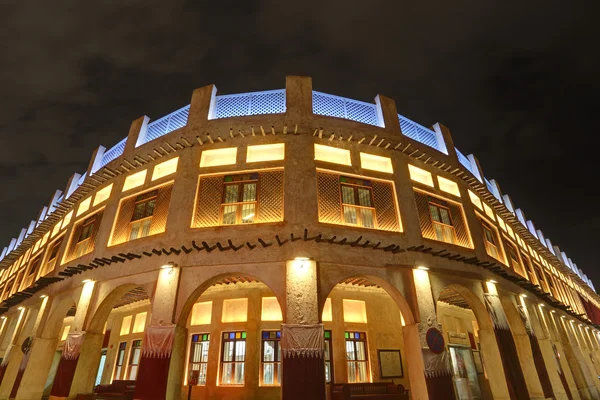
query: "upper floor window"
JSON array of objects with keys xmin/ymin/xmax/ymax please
[
  {"xmin": 481, "ymin": 221, "xmax": 501, "ymax": 260},
  {"xmin": 188, "ymin": 333, "xmax": 210, "ymax": 386},
  {"xmin": 64, "ymin": 212, "xmax": 104, "ymax": 263},
  {"xmin": 24, "ymin": 254, "xmax": 42, "ymax": 287},
  {"xmin": 341, "ymin": 178, "xmax": 375, "ymax": 228},
  {"xmin": 110, "ymin": 184, "xmax": 173, "ymax": 246},
  {"xmin": 45, "ymin": 238, "xmax": 63, "ymax": 273},
  {"xmin": 504, "ymin": 241, "xmax": 524, "ymax": 276},
  {"xmin": 345, "ymin": 331, "xmax": 369, "ymax": 383},
  {"xmin": 221, "ymin": 331, "xmax": 246, "ymax": 385},
  {"xmin": 194, "ymin": 170, "xmax": 284, "ymax": 228},
  {"xmin": 414, "ymin": 190, "xmax": 471, "ymax": 248},
  {"xmin": 316, "ymin": 170, "xmax": 401, "ymax": 232},
  {"xmin": 520, "ymin": 252, "xmax": 537, "ymax": 284},
  {"xmin": 261, "ymin": 331, "xmax": 282, "ymax": 386}
]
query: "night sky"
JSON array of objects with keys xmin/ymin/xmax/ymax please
[{"xmin": 1, "ymin": 2, "xmax": 598, "ymax": 283}]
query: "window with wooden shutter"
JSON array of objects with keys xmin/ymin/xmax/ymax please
[
  {"xmin": 414, "ymin": 190, "xmax": 471, "ymax": 248},
  {"xmin": 110, "ymin": 184, "xmax": 173, "ymax": 246},
  {"xmin": 481, "ymin": 220, "xmax": 503, "ymax": 262},
  {"xmin": 193, "ymin": 169, "xmax": 284, "ymax": 228},
  {"xmin": 64, "ymin": 211, "xmax": 104, "ymax": 262},
  {"xmin": 316, "ymin": 170, "xmax": 401, "ymax": 232}
]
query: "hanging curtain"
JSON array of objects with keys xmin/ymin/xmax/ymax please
[
  {"xmin": 423, "ymin": 348, "xmax": 456, "ymax": 400},
  {"xmin": 134, "ymin": 325, "xmax": 176, "ymax": 400},
  {"xmin": 51, "ymin": 332, "xmax": 85, "ymax": 397}
]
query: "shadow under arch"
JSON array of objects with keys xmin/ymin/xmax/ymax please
[
  {"xmin": 319, "ymin": 273, "xmax": 416, "ymax": 326},
  {"xmin": 440, "ymin": 284, "xmax": 493, "ymax": 331},
  {"xmin": 177, "ymin": 271, "xmax": 285, "ymax": 327}
]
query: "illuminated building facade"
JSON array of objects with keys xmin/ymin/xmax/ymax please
[{"xmin": 0, "ymin": 76, "xmax": 599, "ymax": 400}]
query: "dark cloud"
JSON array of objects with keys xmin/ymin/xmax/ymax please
[{"xmin": 1, "ymin": 1, "xmax": 599, "ymax": 282}]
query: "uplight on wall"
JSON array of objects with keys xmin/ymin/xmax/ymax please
[
  {"xmin": 76, "ymin": 196, "xmax": 91, "ymax": 217},
  {"xmin": 152, "ymin": 157, "xmax": 179, "ymax": 181},
  {"xmin": 200, "ymin": 147, "xmax": 237, "ymax": 167},
  {"xmin": 123, "ymin": 169, "xmax": 147, "ymax": 191},
  {"xmin": 51, "ymin": 220, "xmax": 62, "ymax": 238},
  {"xmin": 343, "ymin": 299, "xmax": 367, "ymax": 323},
  {"xmin": 294, "ymin": 256, "xmax": 311, "ymax": 269},
  {"xmin": 314, "ymin": 144, "xmax": 351, "ymax": 166},
  {"xmin": 246, "ymin": 143, "xmax": 285, "ymax": 163},
  {"xmin": 93, "ymin": 184, "xmax": 113, "ymax": 207},
  {"xmin": 61, "ymin": 211, "xmax": 73, "ymax": 229},
  {"xmin": 322, "ymin": 298, "xmax": 333, "ymax": 322},
  {"xmin": 483, "ymin": 203, "xmax": 496, "ymax": 221},
  {"xmin": 360, "ymin": 153, "xmax": 393, "ymax": 174},
  {"xmin": 468, "ymin": 190, "xmax": 483, "ymax": 210},
  {"xmin": 437, "ymin": 176, "xmax": 460, "ymax": 197},
  {"xmin": 415, "ymin": 265, "xmax": 429, "ymax": 271},
  {"xmin": 408, "ymin": 164, "xmax": 433, "ymax": 187}
]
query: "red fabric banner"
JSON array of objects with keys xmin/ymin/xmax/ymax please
[
  {"xmin": 133, "ymin": 325, "xmax": 176, "ymax": 400},
  {"xmin": 50, "ymin": 332, "xmax": 85, "ymax": 397}
]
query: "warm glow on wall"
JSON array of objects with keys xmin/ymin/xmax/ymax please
[
  {"xmin": 437, "ymin": 176, "xmax": 460, "ymax": 197},
  {"xmin": 320, "ymin": 298, "xmax": 333, "ymax": 322},
  {"xmin": 314, "ymin": 144, "xmax": 351, "ymax": 166},
  {"xmin": 360, "ymin": 153, "xmax": 393, "ymax": 173},
  {"xmin": 61, "ymin": 325, "xmax": 70, "ymax": 341},
  {"xmin": 191, "ymin": 301, "xmax": 213, "ymax": 326},
  {"xmin": 247, "ymin": 144, "xmax": 285, "ymax": 163},
  {"xmin": 152, "ymin": 157, "xmax": 179, "ymax": 181},
  {"xmin": 77, "ymin": 197, "xmax": 91, "ymax": 217},
  {"xmin": 497, "ymin": 217, "xmax": 507, "ymax": 232},
  {"xmin": 483, "ymin": 203, "xmax": 495, "ymax": 221},
  {"xmin": 342, "ymin": 299, "xmax": 367, "ymax": 323},
  {"xmin": 61, "ymin": 211, "xmax": 73, "ymax": 230},
  {"xmin": 123, "ymin": 170, "xmax": 147, "ymax": 191},
  {"xmin": 51, "ymin": 220, "xmax": 62, "ymax": 238},
  {"xmin": 507, "ymin": 225, "xmax": 515, "ymax": 239},
  {"xmin": 221, "ymin": 298, "xmax": 248, "ymax": 323},
  {"xmin": 120, "ymin": 315, "xmax": 132, "ymax": 336},
  {"xmin": 132, "ymin": 312, "xmax": 147, "ymax": 333},
  {"xmin": 93, "ymin": 184, "xmax": 113, "ymax": 207},
  {"xmin": 261, "ymin": 297, "xmax": 283, "ymax": 321},
  {"xmin": 41, "ymin": 231, "xmax": 49, "ymax": 246},
  {"xmin": 200, "ymin": 147, "xmax": 237, "ymax": 167},
  {"xmin": 408, "ymin": 164, "xmax": 433, "ymax": 187},
  {"xmin": 468, "ymin": 190, "xmax": 483, "ymax": 210}
]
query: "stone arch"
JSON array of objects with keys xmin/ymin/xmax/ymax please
[
  {"xmin": 87, "ymin": 283, "xmax": 141, "ymax": 334},
  {"xmin": 500, "ymin": 296, "xmax": 548, "ymax": 399},
  {"xmin": 436, "ymin": 283, "xmax": 511, "ymax": 400},
  {"xmin": 41, "ymin": 295, "xmax": 77, "ymax": 339}
]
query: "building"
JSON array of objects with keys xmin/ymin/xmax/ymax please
[{"xmin": 0, "ymin": 76, "xmax": 598, "ymax": 400}]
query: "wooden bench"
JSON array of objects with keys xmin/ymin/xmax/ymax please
[
  {"xmin": 331, "ymin": 383, "xmax": 409, "ymax": 400},
  {"xmin": 93, "ymin": 380, "xmax": 136, "ymax": 400}
]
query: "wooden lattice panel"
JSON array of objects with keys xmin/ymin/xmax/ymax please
[
  {"xmin": 149, "ymin": 185, "xmax": 172, "ymax": 235},
  {"xmin": 316, "ymin": 171, "xmax": 343, "ymax": 225},
  {"xmin": 257, "ymin": 170, "xmax": 284, "ymax": 223},
  {"xmin": 64, "ymin": 211, "xmax": 104, "ymax": 262},
  {"xmin": 372, "ymin": 181, "xmax": 401, "ymax": 232},
  {"xmin": 194, "ymin": 176, "xmax": 223, "ymax": 228}
]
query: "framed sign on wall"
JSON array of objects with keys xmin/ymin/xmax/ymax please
[{"xmin": 378, "ymin": 349, "xmax": 403, "ymax": 378}]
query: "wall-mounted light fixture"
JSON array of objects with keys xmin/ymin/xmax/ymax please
[
  {"xmin": 17, "ymin": 306, "xmax": 24, "ymax": 310},
  {"xmin": 294, "ymin": 257, "xmax": 311, "ymax": 269},
  {"xmin": 161, "ymin": 261, "xmax": 177, "ymax": 270},
  {"xmin": 487, "ymin": 279, "xmax": 497, "ymax": 284},
  {"xmin": 40, "ymin": 294, "xmax": 48, "ymax": 299},
  {"xmin": 415, "ymin": 266, "xmax": 429, "ymax": 271},
  {"xmin": 520, "ymin": 294, "xmax": 527, "ymax": 298},
  {"xmin": 82, "ymin": 279, "xmax": 94, "ymax": 284}
]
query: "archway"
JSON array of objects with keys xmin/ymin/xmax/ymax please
[
  {"xmin": 436, "ymin": 284, "xmax": 510, "ymax": 400},
  {"xmin": 12, "ymin": 296, "xmax": 76, "ymax": 400},
  {"xmin": 500, "ymin": 296, "xmax": 550, "ymax": 399},
  {"xmin": 169, "ymin": 273, "xmax": 285, "ymax": 400},
  {"xmin": 68, "ymin": 284, "xmax": 151, "ymax": 398},
  {"xmin": 318, "ymin": 274, "xmax": 423, "ymax": 400}
]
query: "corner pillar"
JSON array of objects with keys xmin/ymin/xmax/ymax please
[
  {"xmin": 12, "ymin": 337, "xmax": 58, "ymax": 400},
  {"xmin": 66, "ymin": 332, "xmax": 104, "ymax": 399}
]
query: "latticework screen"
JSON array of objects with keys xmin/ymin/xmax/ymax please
[
  {"xmin": 64, "ymin": 211, "xmax": 104, "ymax": 262},
  {"xmin": 193, "ymin": 169, "xmax": 284, "ymax": 228},
  {"xmin": 414, "ymin": 190, "xmax": 471, "ymax": 248},
  {"xmin": 110, "ymin": 184, "xmax": 173, "ymax": 246},
  {"xmin": 316, "ymin": 171, "xmax": 401, "ymax": 232}
]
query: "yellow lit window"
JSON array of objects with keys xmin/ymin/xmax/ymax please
[
  {"xmin": 468, "ymin": 190, "xmax": 483, "ymax": 210},
  {"xmin": 343, "ymin": 299, "xmax": 367, "ymax": 323},
  {"xmin": 199, "ymin": 148, "xmax": 237, "ymax": 168},
  {"xmin": 221, "ymin": 298, "xmax": 248, "ymax": 323},
  {"xmin": 408, "ymin": 164, "xmax": 433, "ymax": 187},
  {"xmin": 61, "ymin": 325, "xmax": 70, "ymax": 341},
  {"xmin": 152, "ymin": 157, "xmax": 178, "ymax": 181},
  {"xmin": 51, "ymin": 220, "xmax": 62, "ymax": 238},
  {"xmin": 33, "ymin": 239, "xmax": 41, "ymax": 254},
  {"xmin": 437, "ymin": 176, "xmax": 460, "ymax": 197},
  {"xmin": 261, "ymin": 297, "xmax": 283, "ymax": 321},
  {"xmin": 191, "ymin": 301, "xmax": 212, "ymax": 326},
  {"xmin": 120, "ymin": 315, "xmax": 132, "ymax": 336},
  {"xmin": 132, "ymin": 312, "xmax": 147, "ymax": 333},
  {"xmin": 360, "ymin": 153, "xmax": 393, "ymax": 173},
  {"xmin": 77, "ymin": 197, "xmax": 91, "ymax": 217},
  {"xmin": 507, "ymin": 225, "xmax": 515, "ymax": 239},
  {"xmin": 322, "ymin": 298, "xmax": 333, "ymax": 322},
  {"xmin": 41, "ymin": 231, "xmax": 50, "ymax": 247},
  {"xmin": 61, "ymin": 211, "xmax": 73, "ymax": 230},
  {"xmin": 246, "ymin": 144, "xmax": 285, "ymax": 163},
  {"xmin": 314, "ymin": 144, "xmax": 351, "ymax": 166},
  {"xmin": 497, "ymin": 217, "xmax": 507, "ymax": 232},
  {"xmin": 94, "ymin": 184, "xmax": 113, "ymax": 207},
  {"xmin": 483, "ymin": 203, "xmax": 495, "ymax": 221},
  {"xmin": 123, "ymin": 170, "xmax": 147, "ymax": 191}
]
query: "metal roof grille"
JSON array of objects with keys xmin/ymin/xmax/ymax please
[
  {"xmin": 313, "ymin": 91, "xmax": 380, "ymax": 127},
  {"xmin": 144, "ymin": 105, "xmax": 190, "ymax": 144},
  {"xmin": 455, "ymin": 148, "xmax": 472, "ymax": 173},
  {"xmin": 100, "ymin": 138, "xmax": 127, "ymax": 167},
  {"xmin": 212, "ymin": 89, "xmax": 286, "ymax": 119},
  {"xmin": 398, "ymin": 114, "xmax": 440, "ymax": 152}
]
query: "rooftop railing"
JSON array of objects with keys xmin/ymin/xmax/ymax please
[
  {"xmin": 313, "ymin": 91, "xmax": 382, "ymax": 127},
  {"xmin": 143, "ymin": 105, "xmax": 191, "ymax": 144},
  {"xmin": 212, "ymin": 89, "xmax": 286, "ymax": 119},
  {"xmin": 398, "ymin": 114, "xmax": 442, "ymax": 153},
  {"xmin": 455, "ymin": 148, "xmax": 472, "ymax": 174}
]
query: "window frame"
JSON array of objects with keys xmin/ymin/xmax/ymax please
[
  {"xmin": 129, "ymin": 190, "xmax": 158, "ymax": 240},
  {"xmin": 325, "ymin": 330, "xmax": 334, "ymax": 384},
  {"xmin": 114, "ymin": 341, "xmax": 127, "ymax": 380},
  {"xmin": 220, "ymin": 174, "xmax": 259, "ymax": 225},
  {"xmin": 428, "ymin": 200, "xmax": 457, "ymax": 244},
  {"xmin": 339, "ymin": 179, "xmax": 377, "ymax": 229},
  {"xmin": 345, "ymin": 331, "xmax": 370, "ymax": 383},
  {"xmin": 260, "ymin": 331, "xmax": 282, "ymax": 386},
  {"xmin": 481, "ymin": 221, "xmax": 501, "ymax": 260},
  {"xmin": 45, "ymin": 237, "xmax": 63, "ymax": 273},
  {"xmin": 188, "ymin": 333, "xmax": 210, "ymax": 386},
  {"xmin": 126, "ymin": 339, "xmax": 142, "ymax": 380},
  {"xmin": 220, "ymin": 331, "xmax": 247, "ymax": 386}
]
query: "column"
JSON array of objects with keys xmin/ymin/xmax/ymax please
[
  {"xmin": 282, "ymin": 258, "xmax": 325, "ymax": 400},
  {"xmin": 134, "ymin": 265, "xmax": 181, "ymax": 400},
  {"xmin": 0, "ymin": 307, "xmax": 27, "ymax": 395}
]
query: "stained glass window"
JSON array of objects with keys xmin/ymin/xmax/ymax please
[
  {"xmin": 188, "ymin": 334, "xmax": 210, "ymax": 385},
  {"xmin": 221, "ymin": 331, "xmax": 246, "ymax": 385},
  {"xmin": 345, "ymin": 332, "xmax": 369, "ymax": 383},
  {"xmin": 261, "ymin": 331, "xmax": 282, "ymax": 386}
]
